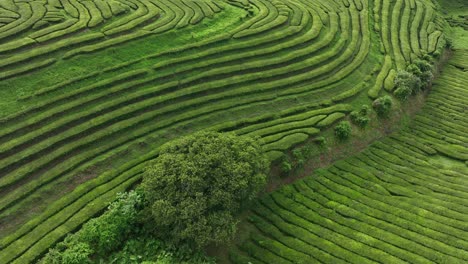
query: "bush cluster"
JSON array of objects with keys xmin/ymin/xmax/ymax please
[
  {"xmin": 394, "ymin": 58, "xmax": 433, "ymax": 100},
  {"xmin": 280, "ymin": 144, "xmax": 313, "ymax": 175},
  {"xmin": 372, "ymin": 95, "xmax": 393, "ymax": 117},
  {"xmin": 41, "ymin": 191, "xmax": 144, "ymax": 264},
  {"xmin": 41, "ymin": 191, "xmax": 216, "ymax": 264},
  {"xmin": 350, "ymin": 105, "xmax": 370, "ymax": 128},
  {"xmin": 334, "ymin": 121, "xmax": 352, "ymax": 140}
]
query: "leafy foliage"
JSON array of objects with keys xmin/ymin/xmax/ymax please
[
  {"xmin": 105, "ymin": 237, "xmax": 214, "ymax": 264},
  {"xmin": 350, "ymin": 105, "xmax": 371, "ymax": 128},
  {"xmin": 334, "ymin": 121, "xmax": 352, "ymax": 140},
  {"xmin": 279, "ymin": 144, "xmax": 314, "ymax": 176},
  {"xmin": 372, "ymin": 96, "xmax": 393, "ymax": 117},
  {"xmin": 40, "ymin": 190, "xmax": 214, "ymax": 264},
  {"xmin": 142, "ymin": 131, "xmax": 268, "ymax": 248},
  {"xmin": 394, "ymin": 58, "xmax": 434, "ymax": 100},
  {"xmin": 40, "ymin": 191, "xmax": 144, "ymax": 263},
  {"xmin": 394, "ymin": 85, "xmax": 412, "ymax": 100},
  {"xmin": 314, "ymin": 136, "xmax": 327, "ymax": 148}
]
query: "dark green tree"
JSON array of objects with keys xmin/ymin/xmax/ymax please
[
  {"xmin": 372, "ymin": 95, "xmax": 393, "ymax": 117},
  {"xmin": 334, "ymin": 121, "xmax": 352, "ymax": 140},
  {"xmin": 141, "ymin": 131, "xmax": 268, "ymax": 248}
]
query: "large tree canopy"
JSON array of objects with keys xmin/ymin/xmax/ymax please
[{"xmin": 142, "ymin": 131, "xmax": 268, "ymax": 248}]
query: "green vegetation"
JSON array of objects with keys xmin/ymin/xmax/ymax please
[
  {"xmin": 141, "ymin": 131, "xmax": 268, "ymax": 248},
  {"xmin": 350, "ymin": 105, "xmax": 371, "ymax": 128},
  {"xmin": 334, "ymin": 121, "xmax": 352, "ymax": 140},
  {"xmin": 372, "ymin": 95, "xmax": 393, "ymax": 117},
  {"xmin": 230, "ymin": 50, "xmax": 468, "ymax": 263},
  {"xmin": 40, "ymin": 191, "xmax": 215, "ymax": 263},
  {"xmin": 0, "ymin": 0, "xmax": 464, "ymax": 263},
  {"xmin": 394, "ymin": 58, "xmax": 434, "ymax": 100},
  {"xmin": 40, "ymin": 191, "xmax": 144, "ymax": 263}
]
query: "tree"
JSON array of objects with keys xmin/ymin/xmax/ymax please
[
  {"xmin": 40, "ymin": 191, "xmax": 143, "ymax": 264},
  {"xmin": 334, "ymin": 121, "xmax": 352, "ymax": 140},
  {"xmin": 394, "ymin": 70, "xmax": 421, "ymax": 93},
  {"xmin": 141, "ymin": 131, "xmax": 268, "ymax": 248},
  {"xmin": 350, "ymin": 105, "xmax": 370, "ymax": 128},
  {"xmin": 394, "ymin": 59, "xmax": 434, "ymax": 101},
  {"xmin": 372, "ymin": 95, "xmax": 393, "ymax": 117}
]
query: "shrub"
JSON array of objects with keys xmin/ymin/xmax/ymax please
[
  {"xmin": 414, "ymin": 59, "xmax": 432, "ymax": 72},
  {"xmin": 419, "ymin": 70, "xmax": 434, "ymax": 88},
  {"xmin": 351, "ymin": 114, "xmax": 370, "ymax": 127},
  {"xmin": 359, "ymin": 105, "xmax": 370, "ymax": 116},
  {"xmin": 394, "ymin": 70, "xmax": 421, "ymax": 93},
  {"xmin": 41, "ymin": 242, "xmax": 93, "ymax": 264},
  {"xmin": 292, "ymin": 148, "xmax": 305, "ymax": 167},
  {"xmin": 315, "ymin": 136, "xmax": 327, "ymax": 148},
  {"xmin": 394, "ymin": 60, "xmax": 433, "ymax": 100},
  {"xmin": 334, "ymin": 121, "xmax": 352, "ymax": 140},
  {"xmin": 77, "ymin": 191, "xmax": 143, "ymax": 255},
  {"xmin": 413, "ymin": 59, "xmax": 433, "ymax": 88},
  {"xmin": 40, "ymin": 191, "xmax": 144, "ymax": 263},
  {"xmin": 60, "ymin": 243, "xmax": 93, "ymax": 264},
  {"xmin": 141, "ymin": 131, "xmax": 268, "ymax": 248},
  {"xmin": 445, "ymin": 37, "xmax": 453, "ymax": 49},
  {"xmin": 406, "ymin": 64, "xmax": 422, "ymax": 76},
  {"xmin": 350, "ymin": 105, "xmax": 370, "ymax": 128},
  {"xmin": 372, "ymin": 96, "xmax": 393, "ymax": 117},
  {"xmin": 394, "ymin": 85, "xmax": 412, "ymax": 101},
  {"xmin": 422, "ymin": 53, "xmax": 433, "ymax": 61},
  {"xmin": 281, "ymin": 159, "xmax": 293, "ymax": 174}
]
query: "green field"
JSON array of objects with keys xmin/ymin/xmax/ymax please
[{"xmin": 0, "ymin": 0, "xmax": 465, "ymax": 263}]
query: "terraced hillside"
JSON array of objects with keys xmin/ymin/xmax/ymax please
[
  {"xmin": 230, "ymin": 50, "xmax": 468, "ymax": 263},
  {"xmin": 0, "ymin": 0, "xmax": 449, "ymax": 262}
]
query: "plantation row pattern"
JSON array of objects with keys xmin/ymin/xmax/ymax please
[
  {"xmin": 231, "ymin": 50, "xmax": 468, "ymax": 264},
  {"xmin": 0, "ymin": 0, "xmax": 445, "ymax": 262},
  {"xmin": 368, "ymin": 0, "xmax": 446, "ymax": 98}
]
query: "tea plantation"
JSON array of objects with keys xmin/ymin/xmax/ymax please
[
  {"xmin": 0, "ymin": 0, "xmax": 465, "ymax": 263},
  {"xmin": 231, "ymin": 50, "xmax": 468, "ymax": 263}
]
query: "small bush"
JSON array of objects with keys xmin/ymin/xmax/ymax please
[
  {"xmin": 359, "ymin": 105, "xmax": 370, "ymax": 116},
  {"xmin": 350, "ymin": 105, "xmax": 370, "ymax": 128},
  {"xmin": 315, "ymin": 136, "xmax": 327, "ymax": 147},
  {"xmin": 394, "ymin": 59, "xmax": 434, "ymax": 100},
  {"xmin": 352, "ymin": 114, "xmax": 370, "ymax": 127},
  {"xmin": 414, "ymin": 59, "xmax": 432, "ymax": 72},
  {"xmin": 445, "ymin": 38, "xmax": 453, "ymax": 49},
  {"xmin": 280, "ymin": 159, "xmax": 293, "ymax": 174},
  {"xmin": 419, "ymin": 70, "xmax": 433, "ymax": 87},
  {"xmin": 280, "ymin": 144, "xmax": 315, "ymax": 176},
  {"xmin": 422, "ymin": 53, "xmax": 433, "ymax": 61},
  {"xmin": 406, "ymin": 64, "xmax": 422, "ymax": 76},
  {"xmin": 334, "ymin": 121, "xmax": 352, "ymax": 140},
  {"xmin": 394, "ymin": 85, "xmax": 412, "ymax": 100},
  {"xmin": 372, "ymin": 96, "xmax": 393, "ymax": 117},
  {"xmin": 394, "ymin": 70, "xmax": 421, "ymax": 93}
]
